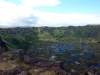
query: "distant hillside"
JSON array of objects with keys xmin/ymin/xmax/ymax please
[{"xmin": 0, "ymin": 25, "xmax": 100, "ymax": 50}]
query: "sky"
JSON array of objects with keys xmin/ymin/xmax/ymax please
[{"xmin": 0, "ymin": 0, "xmax": 100, "ymax": 27}]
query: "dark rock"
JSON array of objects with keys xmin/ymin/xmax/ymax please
[
  {"xmin": 5, "ymin": 49, "xmax": 24, "ymax": 60},
  {"xmin": 16, "ymin": 71, "xmax": 27, "ymax": 75},
  {"xmin": 69, "ymin": 67, "xmax": 100, "ymax": 75},
  {"xmin": 0, "ymin": 37, "xmax": 8, "ymax": 54},
  {"xmin": 71, "ymin": 71, "xmax": 81, "ymax": 75},
  {"xmin": 53, "ymin": 61, "xmax": 64, "ymax": 70},
  {"xmin": 84, "ymin": 67, "xmax": 100, "ymax": 75},
  {"xmin": 23, "ymin": 55, "xmax": 32, "ymax": 64},
  {"xmin": 56, "ymin": 70, "xmax": 68, "ymax": 75},
  {"xmin": 23, "ymin": 52, "xmax": 36, "ymax": 64}
]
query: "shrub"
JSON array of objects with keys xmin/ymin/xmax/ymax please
[
  {"xmin": 15, "ymin": 58, "xmax": 21, "ymax": 63},
  {"xmin": 50, "ymin": 71, "xmax": 56, "ymax": 75},
  {"xmin": 0, "ymin": 69, "xmax": 3, "ymax": 72},
  {"xmin": 2, "ymin": 53, "xmax": 8, "ymax": 57},
  {"xmin": 27, "ymin": 71, "xmax": 33, "ymax": 75},
  {"xmin": 19, "ymin": 62, "xmax": 27, "ymax": 69},
  {"xmin": 7, "ymin": 56, "xmax": 14, "ymax": 60}
]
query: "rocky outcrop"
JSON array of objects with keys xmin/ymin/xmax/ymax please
[
  {"xmin": 1, "ymin": 49, "xmax": 100, "ymax": 75},
  {"xmin": 0, "ymin": 66, "xmax": 22, "ymax": 75},
  {"xmin": 70, "ymin": 67, "xmax": 100, "ymax": 75},
  {"xmin": 4, "ymin": 49, "xmax": 65, "ymax": 70},
  {"xmin": 84, "ymin": 67, "xmax": 100, "ymax": 75},
  {"xmin": 4, "ymin": 49, "xmax": 67, "ymax": 75},
  {"xmin": 5, "ymin": 49, "xmax": 25, "ymax": 60},
  {"xmin": 16, "ymin": 71, "xmax": 27, "ymax": 75},
  {"xmin": 0, "ymin": 47, "xmax": 66, "ymax": 75}
]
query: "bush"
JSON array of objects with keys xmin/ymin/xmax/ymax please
[
  {"xmin": 0, "ymin": 69, "xmax": 3, "ymax": 72},
  {"xmin": 15, "ymin": 58, "xmax": 21, "ymax": 63},
  {"xmin": 2, "ymin": 53, "xmax": 8, "ymax": 57},
  {"xmin": 27, "ymin": 71, "xmax": 33, "ymax": 75},
  {"xmin": 7, "ymin": 56, "xmax": 14, "ymax": 60},
  {"xmin": 50, "ymin": 71, "xmax": 56, "ymax": 75},
  {"xmin": 19, "ymin": 62, "xmax": 27, "ymax": 69}
]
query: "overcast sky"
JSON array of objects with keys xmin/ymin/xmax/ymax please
[{"xmin": 0, "ymin": 0, "xmax": 100, "ymax": 27}]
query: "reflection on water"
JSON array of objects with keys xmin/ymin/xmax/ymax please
[
  {"xmin": 59, "ymin": 45, "xmax": 75, "ymax": 50},
  {"xmin": 83, "ymin": 54, "xmax": 91, "ymax": 60},
  {"xmin": 33, "ymin": 43, "xmax": 100, "ymax": 68}
]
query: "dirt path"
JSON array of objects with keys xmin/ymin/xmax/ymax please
[{"xmin": 0, "ymin": 60, "xmax": 19, "ymax": 71}]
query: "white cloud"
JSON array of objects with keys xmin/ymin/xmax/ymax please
[
  {"xmin": 33, "ymin": 12, "xmax": 100, "ymax": 26},
  {"xmin": 21, "ymin": 0, "xmax": 61, "ymax": 7},
  {"xmin": 0, "ymin": 0, "xmax": 100, "ymax": 28},
  {"xmin": 0, "ymin": 0, "xmax": 39, "ymax": 27}
]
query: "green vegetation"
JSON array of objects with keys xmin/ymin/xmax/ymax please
[
  {"xmin": 0, "ymin": 46, "xmax": 3, "ymax": 50},
  {"xmin": 0, "ymin": 25, "xmax": 100, "ymax": 52},
  {"xmin": 0, "ymin": 69, "xmax": 3, "ymax": 72},
  {"xmin": 15, "ymin": 58, "xmax": 27, "ymax": 69},
  {"xmin": 7, "ymin": 56, "xmax": 14, "ymax": 60},
  {"xmin": 0, "ymin": 27, "xmax": 39, "ymax": 51},
  {"xmin": 1, "ymin": 53, "xmax": 13, "ymax": 61},
  {"xmin": 2, "ymin": 53, "xmax": 8, "ymax": 57},
  {"xmin": 50, "ymin": 71, "xmax": 56, "ymax": 75},
  {"xmin": 15, "ymin": 58, "xmax": 21, "ymax": 63},
  {"xmin": 27, "ymin": 71, "xmax": 33, "ymax": 75},
  {"xmin": 19, "ymin": 62, "xmax": 27, "ymax": 69}
]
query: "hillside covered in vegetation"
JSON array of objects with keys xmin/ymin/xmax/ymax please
[{"xmin": 0, "ymin": 25, "xmax": 100, "ymax": 51}]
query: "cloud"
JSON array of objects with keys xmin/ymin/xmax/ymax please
[
  {"xmin": 21, "ymin": 0, "xmax": 61, "ymax": 7},
  {"xmin": 0, "ymin": 0, "xmax": 100, "ymax": 28},
  {"xmin": 19, "ymin": 14, "xmax": 39, "ymax": 25},
  {"xmin": 0, "ymin": 0, "xmax": 40, "ymax": 27},
  {"xmin": 34, "ymin": 12, "xmax": 100, "ymax": 26},
  {"xmin": 10, "ymin": 14, "xmax": 39, "ymax": 27}
]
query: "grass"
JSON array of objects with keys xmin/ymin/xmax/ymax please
[
  {"xmin": 15, "ymin": 58, "xmax": 21, "ymax": 63},
  {"xmin": 19, "ymin": 62, "xmax": 27, "ymax": 69},
  {"xmin": 27, "ymin": 71, "xmax": 33, "ymax": 75},
  {"xmin": 0, "ymin": 46, "xmax": 3, "ymax": 50},
  {"xmin": 0, "ymin": 69, "xmax": 3, "ymax": 72},
  {"xmin": 2, "ymin": 53, "xmax": 8, "ymax": 57},
  {"xmin": 50, "ymin": 71, "xmax": 56, "ymax": 75},
  {"xmin": 7, "ymin": 56, "xmax": 14, "ymax": 60}
]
